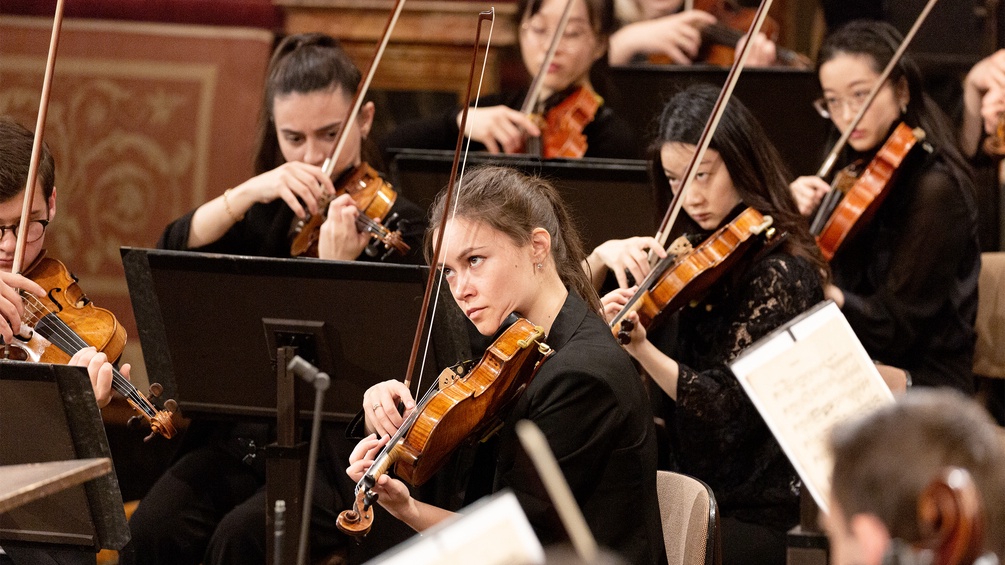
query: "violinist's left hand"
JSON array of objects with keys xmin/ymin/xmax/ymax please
[
  {"xmin": 347, "ymin": 434, "xmax": 414, "ymax": 515},
  {"xmin": 318, "ymin": 194, "xmax": 370, "ymax": 261},
  {"xmin": 735, "ymin": 31, "xmax": 777, "ymax": 67},
  {"xmin": 69, "ymin": 346, "xmax": 130, "ymax": 409},
  {"xmin": 824, "ymin": 284, "xmax": 845, "ymax": 308}
]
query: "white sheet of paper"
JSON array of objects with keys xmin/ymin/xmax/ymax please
[{"xmin": 731, "ymin": 301, "xmax": 894, "ymax": 513}]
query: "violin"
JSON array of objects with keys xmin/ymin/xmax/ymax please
[
  {"xmin": 3, "ymin": 255, "xmax": 177, "ymax": 440},
  {"xmin": 288, "ymin": 162, "xmax": 409, "ymax": 258},
  {"xmin": 610, "ymin": 207, "xmax": 778, "ymax": 343},
  {"xmin": 337, "ymin": 317, "xmax": 553, "ymax": 536},
  {"xmin": 646, "ymin": 0, "xmax": 811, "ymax": 68},
  {"xmin": 4, "ymin": 0, "xmax": 175, "ymax": 441},
  {"xmin": 814, "ymin": 123, "xmax": 929, "ymax": 261},
  {"xmin": 532, "ymin": 85, "xmax": 602, "ymax": 159}
]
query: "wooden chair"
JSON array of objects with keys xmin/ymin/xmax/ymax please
[{"xmin": 656, "ymin": 470, "xmax": 720, "ymax": 565}]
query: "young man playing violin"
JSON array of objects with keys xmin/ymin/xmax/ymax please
[
  {"xmin": 0, "ymin": 118, "xmax": 130, "ymax": 565},
  {"xmin": 0, "ymin": 117, "xmax": 127, "ymax": 410}
]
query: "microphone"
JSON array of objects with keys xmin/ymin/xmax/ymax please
[{"xmin": 285, "ymin": 356, "xmax": 331, "ymax": 565}]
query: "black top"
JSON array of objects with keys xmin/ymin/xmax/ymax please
[
  {"xmin": 830, "ymin": 147, "xmax": 980, "ymax": 393},
  {"xmin": 653, "ymin": 247, "xmax": 824, "ymax": 532},
  {"xmin": 379, "ymin": 88, "xmax": 643, "ymax": 161},
  {"xmin": 158, "ymin": 184, "xmax": 427, "ymax": 264},
  {"xmin": 348, "ymin": 293, "xmax": 665, "ymax": 564}
]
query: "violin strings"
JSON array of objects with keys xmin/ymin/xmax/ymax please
[{"xmin": 19, "ymin": 294, "xmax": 159, "ymax": 418}]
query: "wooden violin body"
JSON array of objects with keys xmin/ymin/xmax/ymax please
[
  {"xmin": 337, "ymin": 317, "xmax": 553, "ymax": 537},
  {"xmin": 613, "ymin": 207, "xmax": 776, "ymax": 342},
  {"xmin": 4, "ymin": 256, "xmax": 177, "ymax": 440},
  {"xmin": 537, "ymin": 85, "xmax": 602, "ymax": 159},
  {"xmin": 289, "ymin": 162, "xmax": 408, "ymax": 258},
  {"xmin": 816, "ymin": 123, "xmax": 927, "ymax": 261}
]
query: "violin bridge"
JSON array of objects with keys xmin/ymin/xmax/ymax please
[{"xmin": 437, "ymin": 360, "xmax": 473, "ymax": 390}]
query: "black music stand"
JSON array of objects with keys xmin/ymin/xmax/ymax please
[
  {"xmin": 387, "ymin": 150, "xmax": 657, "ymax": 253},
  {"xmin": 603, "ymin": 65, "xmax": 829, "ymax": 176},
  {"xmin": 121, "ymin": 247, "xmax": 473, "ymax": 564},
  {"xmin": 0, "ymin": 361, "xmax": 130, "ymax": 555}
]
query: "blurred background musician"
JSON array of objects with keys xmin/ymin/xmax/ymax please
[{"xmin": 380, "ymin": 0, "xmax": 641, "ymax": 160}]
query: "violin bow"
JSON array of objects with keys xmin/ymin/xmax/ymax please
[
  {"xmin": 403, "ymin": 9, "xmax": 496, "ymax": 392},
  {"xmin": 609, "ymin": 0, "xmax": 774, "ymax": 331},
  {"xmin": 13, "ymin": 0, "xmax": 65, "ymax": 275},
  {"xmin": 320, "ymin": 0, "xmax": 406, "ymax": 179},
  {"xmin": 808, "ymin": 0, "xmax": 939, "ymax": 234},
  {"xmin": 519, "ymin": 0, "xmax": 577, "ymax": 116}
]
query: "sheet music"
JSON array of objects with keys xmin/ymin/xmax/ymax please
[{"xmin": 731, "ymin": 301, "xmax": 894, "ymax": 514}]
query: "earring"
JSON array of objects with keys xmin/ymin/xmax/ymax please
[
  {"xmin": 900, "ymin": 102, "xmax": 908, "ymax": 114},
  {"xmin": 535, "ymin": 263, "xmax": 542, "ymax": 270}
]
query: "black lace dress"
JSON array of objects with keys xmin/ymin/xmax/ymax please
[{"xmin": 651, "ymin": 248, "xmax": 823, "ymax": 547}]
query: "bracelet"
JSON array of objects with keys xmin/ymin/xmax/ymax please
[{"xmin": 222, "ymin": 188, "xmax": 245, "ymax": 223}]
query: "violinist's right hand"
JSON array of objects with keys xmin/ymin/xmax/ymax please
[
  {"xmin": 600, "ymin": 286, "xmax": 637, "ymax": 325},
  {"xmin": 789, "ymin": 176, "xmax": 831, "ymax": 216},
  {"xmin": 457, "ymin": 105, "xmax": 542, "ymax": 154},
  {"xmin": 363, "ymin": 379, "xmax": 416, "ymax": 437},
  {"xmin": 238, "ymin": 161, "xmax": 336, "ymax": 220},
  {"xmin": 585, "ymin": 237, "xmax": 667, "ymax": 290},
  {"xmin": 608, "ymin": 10, "xmax": 716, "ymax": 66},
  {"xmin": 0, "ymin": 271, "xmax": 45, "ymax": 344}
]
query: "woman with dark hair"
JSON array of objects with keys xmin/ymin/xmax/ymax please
[
  {"xmin": 596, "ymin": 84, "xmax": 826, "ymax": 564},
  {"xmin": 348, "ymin": 165, "xmax": 666, "ymax": 565},
  {"xmin": 789, "ymin": 19, "xmax": 980, "ymax": 393},
  {"xmin": 381, "ymin": 0, "xmax": 641, "ymax": 159},
  {"xmin": 127, "ymin": 34, "xmax": 425, "ymax": 565},
  {"xmin": 159, "ymin": 32, "xmax": 424, "ymax": 262}
]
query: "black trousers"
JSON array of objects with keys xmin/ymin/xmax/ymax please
[
  {"xmin": 720, "ymin": 515, "xmax": 789, "ymax": 565},
  {"xmin": 119, "ymin": 440, "xmax": 346, "ymax": 565},
  {"xmin": 1, "ymin": 546, "xmax": 96, "ymax": 565}
]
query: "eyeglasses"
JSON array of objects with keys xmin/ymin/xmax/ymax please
[
  {"xmin": 520, "ymin": 21, "xmax": 595, "ymax": 47},
  {"xmin": 813, "ymin": 81, "xmax": 890, "ymax": 119},
  {"xmin": 0, "ymin": 219, "xmax": 49, "ymax": 243}
]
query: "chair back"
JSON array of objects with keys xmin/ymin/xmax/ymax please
[
  {"xmin": 975, "ymin": 252, "xmax": 1005, "ymax": 379},
  {"xmin": 656, "ymin": 470, "xmax": 718, "ymax": 565}
]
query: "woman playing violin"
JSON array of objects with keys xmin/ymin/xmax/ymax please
[
  {"xmin": 128, "ymin": 35, "xmax": 424, "ymax": 565},
  {"xmin": 158, "ymin": 33, "xmax": 425, "ymax": 263},
  {"xmin": 381, "ymin": 0, "xmax": 641, "ymax": 159},
  {"xmin": 348, "ymin": 165, "xmax": 665, "ymax": 565},
  {"xmin": 595, "ymin": 85, "xmax": 827, "ymax": 564},
  {"xmin": 789, "ymin": 20, "xmax": 980, "ymax": 393},
  {"xmin": 0, "ymin": 117, "xmax": 130, "ymax": 565}
]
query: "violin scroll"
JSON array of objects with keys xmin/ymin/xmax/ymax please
[{"xmin": 916, "ymin": 467, "xmax": 986, "ymax": 565}]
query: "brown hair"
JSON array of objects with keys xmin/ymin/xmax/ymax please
[
  {"xmin": 253, "ymin": 33, "xmax": 362, "ymax": 174},
  {"xmin": 830, "ymin": 389, "xmax": 1005, "ymax": 557},
  {"xmin": 426, "ymin": 165, "xmax": 602, "ymax": 313},
  {"xmin": 0, "ymin": 117, "xmax": 55, "ymax": 203}
]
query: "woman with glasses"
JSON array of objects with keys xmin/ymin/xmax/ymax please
[
  {"xmin": 789, "ymin": 20, "xmax": 979, "ymax": 393},
  {"xmin": 380, "ymin": 0, "xmax": 641, "ymax": 159}
]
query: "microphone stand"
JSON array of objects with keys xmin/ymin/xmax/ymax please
[{"xmin": 287, "ymin": 356, "xmax": 331, "ymax": 565}]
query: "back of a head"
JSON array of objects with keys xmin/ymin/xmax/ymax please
[
  {"xmin": 830, "ymin": 389, "xmax": 1005, "ymax": 558},
  {"xmin": 0, "ymin": 117, "xmax": 55, "ymax": 202}
]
